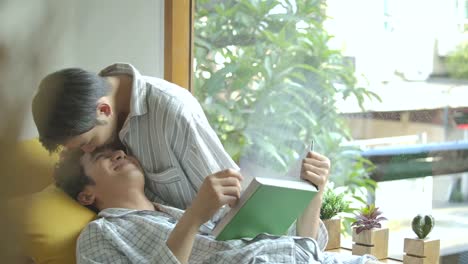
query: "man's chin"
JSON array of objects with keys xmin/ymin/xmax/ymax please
[
  {"xmin": 116, "ymin": 162, "xmax": 137, "ymax": 172},
  {"xmin": 117, "ymin": 162, "xmax": 144, "ymax": 177},
  {"xmin": 125, "ymin": 171, "xmax": 145, "ymax": 182}
]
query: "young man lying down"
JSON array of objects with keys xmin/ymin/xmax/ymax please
[{"xmin": 55, "ymin": 147, "xmax": 378, "ymax": 264}]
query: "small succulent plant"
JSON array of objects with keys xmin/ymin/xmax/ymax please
[
  {"xmin": 320, "ymin": 188, "xmax": 350, "ymax": 220},
  {"xmin": 412, "ymin": 214, "xmax": 435, "ymax": 239},
  {"xmin": 351, "ymin": 204, "xmax": 387, "ymax": 234}
]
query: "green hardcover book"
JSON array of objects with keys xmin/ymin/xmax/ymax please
[{"xmin": 212, "ymin": 177, "xmax": 318, "ymax": 241}]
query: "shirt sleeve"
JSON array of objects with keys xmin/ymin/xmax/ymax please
[
  {"xmin": 77, "ymin": 222, "xmax": 181, "ymax": 264},
  {"xmin": 316, "ymin": 220, "xmax": 329, "ymax": 251},
  {"xmin": 174, "ymin": 96, "xmax": 240, "ymax": 191},
  {"xmin": 286, "ymin": 219, "xmax": 329, "ymax": 251}
]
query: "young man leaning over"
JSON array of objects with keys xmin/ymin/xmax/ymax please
[
  {"xmin": 55, "ymin": 147, "xmax": 377, "ymax": 264},
  {"xmin": 33, "ymin": 63, "xmax": 238, "ymax": 209}
]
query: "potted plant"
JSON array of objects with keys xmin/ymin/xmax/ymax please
[
  {"xmin": 351, "ymin": 204, "xmax": 389, "ymax": 260},
  {"xmin": 320, "ymin": 187, "xmax": 350, "ymax": 250},
  {"xmin": 403, "ymin": 214, "xmax": 439, "ymax": 264}
]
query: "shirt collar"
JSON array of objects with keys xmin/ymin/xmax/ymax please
[
  {"xmin": 99, "ymin": 63, "xmax": 148, "ymax": 117},
  {"xmin": 97, "ymin": 203, "xmax": 183, "ymax": 219},
  {"xmin": 98, "ymin": 207, "xmax": 139, "ymax": 218}
]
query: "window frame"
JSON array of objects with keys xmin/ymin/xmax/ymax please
[{"xmin": 164, "ymin": 0, "xmax": 194, "ymax": 91}]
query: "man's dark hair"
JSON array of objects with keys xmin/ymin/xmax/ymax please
[
  {"xmin": 54, "ymin": 149, "xmax": 98, "ymax": 213},
  {"xmin": 32, "ymin": 68, "xmax": 110, "ymax": 153}
]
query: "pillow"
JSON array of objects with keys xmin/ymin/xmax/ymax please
[
  {"xmin": 20, "ymin": 185, "xmax": 96, "ymax": 264},
  {"xmin": 8, "ymin": 138, "xmax": 59, "ymax": 196},
  {"xmin": 8, "ymin": 138, "xmax": 96, "ymax": 263}
]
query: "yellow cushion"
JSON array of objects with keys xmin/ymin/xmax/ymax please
[
  {"xmin": 9, "ymin": 138, "xmax": 96, "ymax": 264},
  {"xmin": 8, "ymin": 138, "xmax": 58, "ymax": 196},
  {"xmin": 21, "ymin": 185, "xmax": 96, "ymax": 264}
]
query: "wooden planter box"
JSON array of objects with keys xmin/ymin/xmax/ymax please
[
  {"xmin": 323, "ymin": 218, "xmax": 341, "ymax": 250},
  {"xmin": 352, "ymin": 227, "xmax": 389, "ymax": 260},
  {"xmin": 403, "ymin": 237, "xmax": 440, "ymax": 264}
]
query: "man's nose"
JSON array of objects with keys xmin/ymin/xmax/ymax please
[
  {"xmin": 111, "ymin": 150, "xmax": 126, "ymax": 161},
  {"xmin": 81, "ymin": 144, "xmax": 96, "ymax": 153}
]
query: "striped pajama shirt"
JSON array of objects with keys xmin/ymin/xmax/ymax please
[
  {"xmin": 100, "ymin": 63, "xmax": 239, "ymax": 209},
  {"xmin": 77, "ymin": 203, "xmax": 376, "ymax": 264}
]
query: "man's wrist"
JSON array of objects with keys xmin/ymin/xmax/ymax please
[
  {"xmin": 317, "ymin": 189, "xmax": 324, "ymax": 196},
  {"xmin": 183, "ymin": 206, "xmax": 205, "ymax": 228}
]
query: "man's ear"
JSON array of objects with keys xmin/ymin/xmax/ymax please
[
  {"xmin": 96, "ymin": 97, "xmax": 112, "ymax": 118},
  {"xmin": 77, "ymin": 187, "xmax": 96, "ymax": 206}
]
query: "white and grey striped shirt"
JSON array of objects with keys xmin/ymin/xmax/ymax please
[{"xmin": 100, "ymin": 63, "xmax": 239, "ymax": 209}]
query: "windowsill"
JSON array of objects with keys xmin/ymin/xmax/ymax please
[
  {"xmin": 339, "ymin": 203, "xmax": 468, "ymax": 261},
  {"xmin": 327, "ymin": 247, "xmax": 402, "ymax": 263}
]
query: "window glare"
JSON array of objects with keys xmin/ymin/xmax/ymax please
[{"xmin": 194, "ymin": 1, "xmax": 468, "ymax": 262}]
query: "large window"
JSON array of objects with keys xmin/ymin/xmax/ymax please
[
  {"xmin": 189, "ymin": 0, "xmax": 468, "ymax": 262},
  {"xmin": 456, "ymin": 0, "xmax": 468, "ymax": 32}
]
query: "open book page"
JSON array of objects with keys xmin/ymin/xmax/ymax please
[{"xmin": 238, "ymin": 142, "xmax": 312, "ymax": 189}]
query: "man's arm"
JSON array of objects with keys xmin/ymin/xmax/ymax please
[
  {"xmin": 297, "ymin": 191, "xmax": 323, "ymax": 239},
  {"xmin": 166, "ymin": 169, "xmax": 243, "ymax": 264},
  {"xmin": 296, "ymin": 151, "xmax": 331, "ymax": 239}
]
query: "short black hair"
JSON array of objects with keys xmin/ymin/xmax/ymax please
[
  {"xmin": 54, "ymin": 149, "xmax": 98, "ymax": 212},
  {"xmin": 32, "ymin": 68, "xmax": 110, "ymax": 153}
]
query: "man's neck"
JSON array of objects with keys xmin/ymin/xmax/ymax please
[
  {"xmin": 101, "ymin": 189, "xmax": 155, "ymax": 212},
  {"xmin": 107, "ymin": 75, "xmax": 132, "ymax": 131}
]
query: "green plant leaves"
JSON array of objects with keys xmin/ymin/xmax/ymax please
[
  {"xmin": 351, "ymin": 204, "xmax": 387, "ymax": 234},
  {"xmin": 320, "ymin": 188, "xmax": 350, "ymax": 220},
  {"xmin": 411, "ymin": 214, "xmax": 435, "ymax": 239}
]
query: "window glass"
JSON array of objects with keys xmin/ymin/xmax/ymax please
[{"xmin": 194, "ymin": 1, "xmax": 468, "ymax": 261}]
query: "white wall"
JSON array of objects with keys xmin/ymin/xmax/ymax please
[
  {"xmin": 72, "ymin": 0, "xmax": 165, "ymax": 75},
  {"xmin": 18, "ymin": 0, "xmax": 165, "ymax": 139}
]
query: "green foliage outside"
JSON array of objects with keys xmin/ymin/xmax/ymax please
[
  {"xmin": 446, "ymin": 42, "xmax": 468, "ymax": 79},
  {"xmin": 193, "ymin": 0, "xmax": 379, "ymax": 233}
]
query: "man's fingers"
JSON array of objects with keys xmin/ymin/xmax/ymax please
[
  {"xmin": 301, "ymin": 152, "xmax": 330, "ymax": 190},
  {"xmin": 220, "ymin": 186, "xmax": 241, "ymax": 198},
  {"xmin": 214, "ymin": 169, "xmax": 244, "ymax": 181},
  {"xmin": 304, "ymin": 151, "xmax": 330, "ymax": 166},
  {"xmin": 223, "ymin": 195, "xmax": 240, "ymax": 208},
  {"xmin": 306, "ymin": 151, "xmax": 330, "ymax": 162},
  {"xmin": 218, "ymin": 177, "xmax": 242, "ymax": 188},
  {"xmin": 215, "ymin": 190, "xmax": 241, "ymax": 208},
  {"xmin": 303, "ymin": 157, "xmax": 330, "ymax": 169},
  {"xmin": 223, "ymin": 169, "xmax": 243, "ymax": 181},
  {"xmin": 301, "ymin": 170, "xmax": 325, "ymax": 189},
  {"xmin": 302, "ymin": 163, "xmax": 329, "ymax": 177}
]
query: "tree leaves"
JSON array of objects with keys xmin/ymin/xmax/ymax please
[{"xmin": 194, "ymin": 0, "xmax": 378, "ymax": 234}]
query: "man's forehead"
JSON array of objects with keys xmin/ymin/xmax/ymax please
[{"xmin": 88, "ymin": 146, "xmax": 112, "ymax": 160}]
